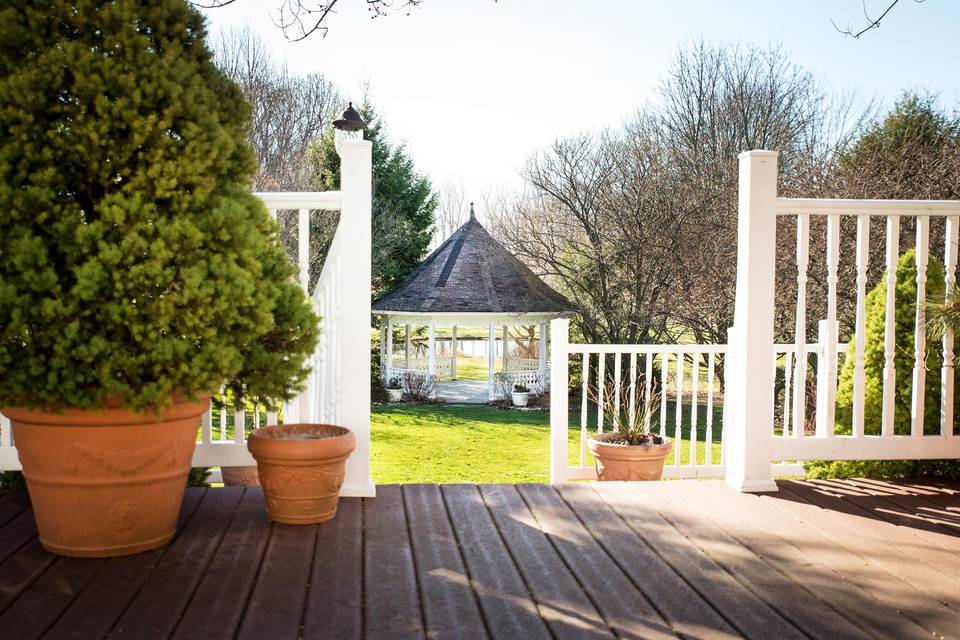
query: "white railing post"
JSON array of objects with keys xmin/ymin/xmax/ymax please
[
  {"xmin": 724, "ymin": 150, "xmax": 779, "ymax": 493},
  {"xmin": 549, "ymin": 318, "xmax": 570, "ymax": 483},
  {"xmin": 335, "ymin": 137, "xmax": 374, "ymax": 497}
]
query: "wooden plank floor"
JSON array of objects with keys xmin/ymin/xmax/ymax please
[{"xmin": 0, "ymin": 479, "xmax": 958, "ymax": 640}]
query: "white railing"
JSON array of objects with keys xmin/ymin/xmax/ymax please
[
  {"xmin": 508, "ymin": 358, "xmax": 541, "ymax": 372},
  {"xmin": 389, "ymin": 357, "xmax": 453, "ymax": 380},
  {"xmin": 548, "ymin": 314, "xmax": 850, "ymax": 482},
  {"xmin": 0, "ymin": 140, "xmax": 374, "ymax": 497},
  {"xmin": 496, "ymin": 369, "xmax": 549, "ymax": 397},
  {"xmin": 723, "ymin": 151, "xmax": 960, "ymax": 492}
]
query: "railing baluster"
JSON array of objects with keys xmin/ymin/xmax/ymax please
[
  {"xmin": 219, "ymin": 387, "xmax": 227, "ymax": 441},
  {"xmin": 580, "ymin": 352, "xmax": 589, "ymax": 468},
  {"xmin": 689, "ymin": 353, "xmax": 699, "ymax": 466},
  {"xmin": 782, "ymin": 351, "xmax": 792, "ymax": 437},
  {"xmin": 853, "ymin": 214, "xmax": 870, "ymax": 437},
  {"xmin": 597, "ymin": 353, "xmax": 605, "ymax": 434},
  {"xmin": 823, "ymin": 213, "xmax": 841, "ymax": 437},
  {"xmin": 201, "ymin": 405, "xmax": 212, "ymax": 445},
  {"xmin": 911, "ymin": 215, "xmax": 930, "ymax": 437},
  {"xmin": 659, "ymin": 352, "xmax": 668, "ymax": 438},
  {"xmin": 792, "ymin": 214, "xmax": 810, "ymax": 438},
  {"xmin": 1, "ymin": 413, "xmax": 12, "ymax": 448},
  {"xmin": 298, "ymin": 208, "xmax": 310, "ymax": 291},
  {"xmin": 644, "ymin": 352, "xmax": 653, "ymax": 434},
  {"xmin": 613, "ymin": 352, "xmax": 622, "ymax": 425},
  {"xmin": 943, "ymin": 216, "xmax": 959, "ymax": 437},
  {"xmin": 674, "ymin": 353, "xmax": 682, "ymax": 466},
  {"xmin": 628, "ymin": 352, "xmax": 637, "ymax": 430},
  {"xmin": 882, "ymin": 216, "xmax": 900, "ymax": 437},
  {"xmin": 235, "ymin": 400, "xmax": 245, "ymax": 446},
  {"xmin": 705, "ymin": 351, "xmax": 715, "ymax": 466}
]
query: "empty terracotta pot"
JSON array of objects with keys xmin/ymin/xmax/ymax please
[
  {"xmin": 2, "ymin": 395, "xmax": 209, "ymax": 557},
  {"xmin": 221, "ymin": 466, "xmax": 260, "ymax": 486},
  {"xmin": 587, "ymin": 434, "xmax": 673, "ymax": 481},
  {"xmin": 247, "ymin": 424, "xmax": 355, "ymax": 524}
]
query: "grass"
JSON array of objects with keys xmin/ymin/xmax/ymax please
[
  {"xmin": 452, "ymin": 355, "xmax": 498, "ymax": 381},
  {"xmin": 370, "ymin": 400, "xmax": 723, "ymax": 484}
]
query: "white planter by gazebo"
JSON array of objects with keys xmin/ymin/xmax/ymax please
[{"xmin": 374, "ymin": 204, "xmax": 573, "ymax": 401}]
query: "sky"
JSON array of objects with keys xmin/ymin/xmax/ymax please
[{"xmin": 199, "ymin": 0, "xmax": 960, "ymax": 213}]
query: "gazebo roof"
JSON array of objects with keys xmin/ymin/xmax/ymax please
[{"xmin": 372, "ymin": 212, "xmax": 574, "ymax": 315}]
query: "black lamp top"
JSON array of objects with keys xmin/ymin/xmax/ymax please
[{"xmin": 333, "ymin": 102, "xmax": 366, "ymax": 131}]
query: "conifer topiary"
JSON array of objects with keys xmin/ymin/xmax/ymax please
[
  {"xmin": 834, "ymin": 249, "xmax": 953, "ymax": 435},
  {"xmin": 0, "ymin": 0, "xmax": 318, "ymax": 411}
]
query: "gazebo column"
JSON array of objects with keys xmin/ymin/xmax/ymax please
[
  {"xmin": 385, "ymin": 318, "xmax": 393, "ymax": 382},
  {"xmin": 539, "ymin": 321, "xmax": 548, "ymax": 390},
  {"xmin": 488, "ymin": 323, "xmax": 496, "ymax": 401},
  {"xmin": 451, "ymin": 325, "xmax": 458, "ymax": 379},
  {"xmin": 428, "ymin": 320, "xmax": 436, "ymax": 377},
  {"xmin": 404, "ymin": 324, "xmax": 411, "ymax": 368},
  {"xmin": 502, "ymin": 325, "xmax": 509, "ymax": 373},
  {"xmin": 379, "ymin": 324, "xmax": 387, "ymax": 381}
]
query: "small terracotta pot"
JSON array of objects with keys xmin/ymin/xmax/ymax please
[
  {"xmin": 2, "ymin": 395, "xmax": 208, "ymax": 557},
  {"xmin": 587, "ymin": 433, "xmax": 673, "ymax": 481},
  {"xmin": 221, "ymin": 466, "xmax": 260, "ymax": 486},
  {"xmin": 247, "ymin": 424, "xmax": 355, "ymax": 525}
]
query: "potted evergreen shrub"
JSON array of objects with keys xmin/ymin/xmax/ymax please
[
  {"xmin": 384, "ymin": 376, "xmax": 404, "ymax": 402},
  {"xmin": 511, "ymin": 383, "xmax": 531, "ymax": 407},
  {"xmin": 0, "ymin": 0, "xmax": 318, "ymax": 557},
  {"xmin": 587, "ymin": 385, "xmax": 671, "ymax": 480}
]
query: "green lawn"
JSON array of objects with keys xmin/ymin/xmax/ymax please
[
  {"xmin": 371, "ymin": 401, "xmax": 723, "ymax": 484},
  {"xmin": 452, "ymin": 355, "xmax": 497, "ymax": 381}
]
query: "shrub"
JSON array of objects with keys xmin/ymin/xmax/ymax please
[
  {"xmin": 834, "ymin": 249, "xmax": 953, "ymax": 435},
  {"xmin": 402, "ymin": 371, "xmax": 436, "ymax": 402},
  {"xmin": 811, "ymin": 249, "xmax": 960, "ymax": 479},
  {"xmin": 513, "ymin": 383, "xmax": 530, "ymax": 393},
  {"xmin": 0, "ymin": 0, "xmax": 318, "ymax": 412}
]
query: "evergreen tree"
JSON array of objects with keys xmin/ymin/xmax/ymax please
[
  {"xmin": 0, "ymin": 0, "xmax": 318, "ymax": 411},
  {"xmin": 835, "ymin": 250, "xmax": 954, "ymax": 435},
  {"xmin": 310, "ymin": 102, "xmax": 437, "ymax": 297}
]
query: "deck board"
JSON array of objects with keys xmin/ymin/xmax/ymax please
[
  {"xmin": 440, "ymin": 484, "xmax": 552, "ymax": 640},
  {"xmin": 403, "ymin": 484, "xmax": 488, "ymax": 640},
  {"xmin": 0, "ymin": 479, "xmax": 957, "ymax": 640}
]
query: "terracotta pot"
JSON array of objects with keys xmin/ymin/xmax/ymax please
[
  {"xmin": 587, "ymin": 433, "xmax": 673, "ymax": 481},
  {"xmin": 221, "ymin": 466, "xmax": 260, "ymax": 486},
  {"xmin": 2, "ymin": 395, "xmax": 209, "ymax": 557},
  {"xmin": 247, "ymin": 424, "xmax": 355, "ymax": 525}
]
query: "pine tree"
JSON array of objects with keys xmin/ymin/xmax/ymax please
[
  {"xmin": 0, "ymin": 0, "xmax": 318, "ymax": 411},
  {"xmin": 310, "ymin": 102, "xmax": 437, "ymax": 297}
]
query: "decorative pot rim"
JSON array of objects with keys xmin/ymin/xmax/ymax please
[
  {"xmin": 248, "ymin": 423, "xmax": 356, "ymax": 462},
  {"xmin": 1, "ymin": 394, "xmax": 212, "ymax": 426},
  {"xmin": 587, "ymin": 433, "xmax": 673, "ymax": 460}
]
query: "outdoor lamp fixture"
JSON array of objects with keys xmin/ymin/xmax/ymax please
[{"xmin": 333, "ymin": 101, "xmax": 366, "ymax": 153}]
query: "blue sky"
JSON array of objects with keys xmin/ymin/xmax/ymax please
[{"xmin": 200, "ymin": 0, "xmax": 960, "ymax": 206}]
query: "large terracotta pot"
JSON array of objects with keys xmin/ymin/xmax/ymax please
[
  {"xmin": 247, "ymin": 423, "xmax": 355, "ymax": 525},
  {"xmin": 587, "ymin": 433, "xmax": 673, "ymax": 481},
  {"xmin": 2, "ymin": 395, "xmax": 209, "ymax": 557}
]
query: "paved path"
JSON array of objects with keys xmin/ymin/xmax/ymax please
[{"xmin": 435, "ymin": 379, "xmax": 490, "ymax": 404}]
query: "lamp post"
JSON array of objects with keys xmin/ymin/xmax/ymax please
[{"xmin": 333, "ymin": 101, "xmax": 366, "ymax": 154}]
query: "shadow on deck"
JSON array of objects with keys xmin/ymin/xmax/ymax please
[{"xmin": 0, "ymin": 478, "xmax": 958, "ymax": 639}]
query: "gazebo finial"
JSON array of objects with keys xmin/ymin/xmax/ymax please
[{"xmin": 469, "ymin": 202, "xmax": 475, "ymax": 220}]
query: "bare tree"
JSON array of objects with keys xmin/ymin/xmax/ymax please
[
  {"xmin": 196, "ymin": 1, "xmax": 424, "ymax": 41},
  {"xmin": 432, "ymin": 181, "xmax": 468, "ymax": 249},
  {"xmin": 213, "ymin": 27, "xmax": 341, "ymax": 190},
  {"xmin": 213, "ymin": 27, "xmax": 343, "ymax": 291}
]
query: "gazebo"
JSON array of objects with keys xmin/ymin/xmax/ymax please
[{"xmin": 373, "ymin": 205, "xmax": 574, "ymax": 401}]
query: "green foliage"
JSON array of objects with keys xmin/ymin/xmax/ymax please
[
  {"xmin": 310, "ymin": 102, "xmax": 437, "ymax": 297},
  {"xmin": 0, "ymin": 1, "xmax": 318, "ymax": 411},
  {"xmin": 0, "ymin": 471, "xmax": 26, "ymax": 492},
  {"xmin": 187, "ymin": 467, "xmax": 211, "ymax": 487},
  {"xmin": 835, "ymin": 250, "xmax": 950, "ymax": 435},
  {"xmin": 805, "ymin": 459, "xmax": 960, "ymax": 481}
]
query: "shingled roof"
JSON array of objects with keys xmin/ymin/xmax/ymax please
[{"xmin": 372, "ymin": 210, "xmax": 574, "ymax": 315}]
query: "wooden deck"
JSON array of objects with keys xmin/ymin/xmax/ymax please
[{"xmin": 0, "ymin": 478, "xmax": 959, "ymax": 639}]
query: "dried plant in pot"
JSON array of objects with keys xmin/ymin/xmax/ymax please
[
  {"xmin": 0, "ymin": 1, "xmax": 317, "ymax": 557},
  {"xmin": 587, "ymin": 381, "xmax": 672, "ymax": 481}
]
